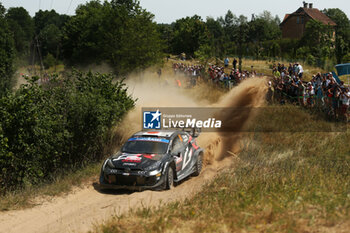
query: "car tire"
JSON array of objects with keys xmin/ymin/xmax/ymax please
[
  {"xmin": 193, "ymin": 153, "xmax": 203, "ymax": 176},
  {"xmin": 166, "ymin": 166, "xmax": 174, "ymax": 190},
  {"xmin": 160, "ymin": 166, "xmax": 174, "ymax": 190}
]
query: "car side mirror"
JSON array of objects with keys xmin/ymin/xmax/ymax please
[{"xmin": 171, "ymin": 148, "xmax": 182, "ymax": 157}]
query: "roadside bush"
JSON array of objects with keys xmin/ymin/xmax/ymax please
[
  {"xmin": 343, "ymin": 53, "xmax": 350, "ymax": 63},
  {"xmin": 0, "ymin": 71, "xmax": 135, "ymax": 192},
  {"xmin": 306, "ymin": 54, "xmax": 316, "ymax": 66},
  {"xmin": 43, "ymin": 53, "xmax": 56, "ymax": 69}
]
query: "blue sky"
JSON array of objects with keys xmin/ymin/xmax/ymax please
[{"xmin": 1, "ymin": 0, "xmax": 349, "ymax": 23}]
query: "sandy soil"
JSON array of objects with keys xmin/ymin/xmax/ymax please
[{"xmin": 0, "ymin": 157, "xmax": 233, "ymax": 233}]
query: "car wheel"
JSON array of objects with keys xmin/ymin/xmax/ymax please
[
  {"xmin": 193, "ymin": 153, "xmax": 203, "ymax": 176},
  {"xmin": 166, "ymin": 166, "xmax": 174, "ymax": 190},
  {"xmin": 159, "ymin": 166, "xmax": 174, "ymax": 191}
]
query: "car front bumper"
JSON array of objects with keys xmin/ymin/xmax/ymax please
[{"xmin": 99, "ymin": 169, "xmax": 165, "ymax": 191}]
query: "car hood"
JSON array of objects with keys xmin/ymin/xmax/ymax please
[{"xmin": 110, "ymin": 152, "xmax": 165, "ymax": 170}]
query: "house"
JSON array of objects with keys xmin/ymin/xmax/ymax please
[{"xmin": 280, "ymin": 2, "xmax": 336, "ymax": 39}]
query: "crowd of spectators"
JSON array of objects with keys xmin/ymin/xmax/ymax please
[
  {"xmin": 172, "ymin": 63, "xmax": 205, "ymax": 87},
  {"xmin": 172, "ymin": 61, "xmax": 259, "ymax": 89},
  {"xmin": 207, "ymin": 65, "xmax": 257, "ymax": 88},
  {"xmin": 270, "ymin": 62, "xmax": 350, "ymax": 121}
]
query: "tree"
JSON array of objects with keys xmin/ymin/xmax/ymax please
[
  {"xmin": 62, "ymin": 0, "xmax": 163, "ymax": 75},
  {"xmin": 323, "ymin": 8, "xmax": 350, "ymax": 64},
  {"xmin": 5, "ymin": 7, "xmax": 34, "ymax": 55},
  {"xmin": 0, "ymin": 3, "xmax": 15, "ymax": 94},
  {"xmin": 205, "ymin": 17, "xmax": 225, "ymax": 58},
  {"xmin": 171, "ymin": 15, "xmax": 208, "ymax": 56},
  {"xmin": 33, "ymin": 10, "xmax": 69, "ymax": 35},
  {"xmin": 157, "ymin": 23, "xmax": 173, "ymax": 54},
  {"xmin": 248, "ymin": 11, "xmax": 281, "ymax": 43},
  {"xmin": 235, "ymin": 15, "xmax": 249, "ymax": 71},
  {"xmin": 39, "ymin": 23, "xmax": 62, "ymax": 58},
  {"xmin": 33, "ymin": 10, "xmax": 69, "ymax": 64},
  {"xmin": 301, "ymin": 20, "xmax": 335, "ymax": 66}
]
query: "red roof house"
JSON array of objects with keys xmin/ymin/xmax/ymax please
[{"xmin": 280, "ymin": 2, "xmax": 336, "ymax": 39}]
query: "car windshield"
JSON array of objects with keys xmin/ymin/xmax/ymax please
[{"xmin": 122, "ymin": 137, "xmax": 169, "ymax": 154}]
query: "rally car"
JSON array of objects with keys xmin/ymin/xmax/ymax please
[{"xmin": 99, "ymin": 130, "xmax": 204, "ymax": 191}]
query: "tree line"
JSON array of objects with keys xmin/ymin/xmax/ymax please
[
  {"xmin": 1, "ymin": 1, "xmax": 350, "ymax": 93},
  {"xmin": 0, "ymin": 0, "xmax": 164, "ymax": 94},
  {"xmin": 159, "ymin": 9, "xmax": 350, "ymax": 70}
]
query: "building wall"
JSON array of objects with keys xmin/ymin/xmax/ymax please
[{"xmin": 282, "ymin": 15, "xmax": 312, "ymax": 39}]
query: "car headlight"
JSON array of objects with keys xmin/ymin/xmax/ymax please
[
  {"xmin": 144, "ymin": 161, "xmax": 162, "ymax": 172},
  {"xmin": 105, "ymin": 159, "xmax": 115, "ymax": 169},
  {"xmin": 148, "ymin": 170, "xmax": 162, "ymax": 176}
]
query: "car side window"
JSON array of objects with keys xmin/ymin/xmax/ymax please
[
  {"xmin": 171, "ymin": 135, "xmax": 184, "ymax": 154},
  {"xmin": 181, "ymin": 133, "xmax": 189, "ymax": 143}
]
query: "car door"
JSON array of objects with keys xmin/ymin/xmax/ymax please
[
  {"xmin": 179, "ymin": 133, "xmax": 193, "ymax": 174},
  {"xmin": 170, "ymin": 134, "xmax": 186, "ymax": 174}
]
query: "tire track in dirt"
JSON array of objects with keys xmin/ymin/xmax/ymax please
[{"xmin": 0, "ymin": 76, "xmax": 267, "ymax": 233}]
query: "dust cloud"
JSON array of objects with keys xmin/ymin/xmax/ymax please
[{"xmin": 116, "ymin": 72, "xmax": 267, "ymax": 164}]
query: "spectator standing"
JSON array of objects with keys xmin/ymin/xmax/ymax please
[
  {"xmin": 297, "ymin": 63, "xmax": 304, "ymax": 78},
  {"xmin": 224, "ymin": 57, "xmax": 229, "ymax": 68},
  {"xmin": 340, "ymin": 88, "xmax": 350, "ymax": 119},
  {"xmin": 288, "ymin": 63, "xmax": 293, "ymax": 76},
  {"xmin": 233, "ymin": 58, "xmax": 237, "ymax": 70}
]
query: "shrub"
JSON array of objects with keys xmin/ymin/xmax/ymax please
[
  {"xmin": 306, "ymin": 54, "xmax": 316, "ymax": 66},
  {"xmin": 43, "ymin": 53, "xmax": 56, "ymax": 69},
  {"xmin": 343, "ymin": 53, "xmax": 350, "ymax": 63},
  {"xmin": 0, "ymin": 71, "xmax": 135, "ymax": 192}
]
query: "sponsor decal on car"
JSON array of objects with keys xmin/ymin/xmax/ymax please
[
  {"xmin": 143, "ymin": 154, "xmax": 156, "ymax": 159},
  {"xmin": 128, "ymin": 137, "xmax": 170, "ymax": 143},
  {"xmin": 123, "ymin": 163, "xmax": 137, "ymax": 166},
  {"xmin": 114, "ymin": 153, "xmax": 143, "ymax": 163}
]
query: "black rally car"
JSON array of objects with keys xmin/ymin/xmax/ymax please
[{"xmin": 99, "ymin": 130, "xmax": 204, "ymax": 190}]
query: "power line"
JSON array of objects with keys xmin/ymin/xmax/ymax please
[{"xmin": 66, "ymin": 0, "xmax": 73, "ymax": 14}]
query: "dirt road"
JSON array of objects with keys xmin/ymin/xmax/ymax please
[
  {"xmin": 0, "ymin": 157, "xmax": 232, "ymax": 233},
  {"xmin": 0, "ymin": 76, "xmax": 267, "ymax": 233}
]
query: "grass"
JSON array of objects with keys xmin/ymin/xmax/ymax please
[
  {"xmin": 94, "ymin": 104, "xmax": 350, "ymax": 233},
  {"xmin": 0, "ymin": 162, "xmax": 101, "ymax": 211}
]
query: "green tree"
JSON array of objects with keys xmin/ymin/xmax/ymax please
[
  {"xmin": 157, "ymin": 23, "xmax": 173, "ymax": 54},
  {"xmin": 33, "ymin": 10, "xmax": 69, "ymax": 35},
  {"xmin": 205, "ymin": 17, "xmax": 225, "ymax": 58},
  {"xmin": 235, "ymin": 15, "xmax": 249, "ymax": 71},
  {"xmin": 221, "ymin": 10, "xmax": 237, "ymax": 41},
  {"xmin": 39, "ymin": 23, "xmax": 62, "ymax": 58},
  {"xmin": 171, "ymin": 15, "xmax": 208, "ymax": 56},
  {"xmin": 248, "ymin": 11, "xmax": 281, "ymax": 43},
  {"xmin": 0, "ymin": 3, "xmax": 15, "ymax": 94},
  {"xmin": 5, "ymin": 7, "xmax": 34, "ymax": 55},
  {"xmin": 33, "ymin": 10, "xmax": 69, "ymax": 63},
  {"xmin": 62, "ymin": 0, "xmax": 163, "ymax": 75},
  {"xmin": 323, "ymin": 8, "xmax": 350, "ymax": 64},
  {"xmin": 301, "ymin": 19, "xmax": 335, "ymax": 65}
]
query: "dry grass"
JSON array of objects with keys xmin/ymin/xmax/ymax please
[{"xmin": 95, "ymin": 103, "xmax": 350, "ymax": 233}]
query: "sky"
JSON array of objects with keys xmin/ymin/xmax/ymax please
[{"xmin": 1, "ymin": 0, "xmax": 350, "ymax": 23}]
